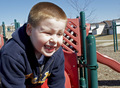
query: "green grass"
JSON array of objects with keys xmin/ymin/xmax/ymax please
[
  {"xmin": 95, "ymin": 34, "xmax": 120, "ymax": 40},
  {"xmin": 95, "ymin": 34, "xmax": 120, "ymax": 46}
]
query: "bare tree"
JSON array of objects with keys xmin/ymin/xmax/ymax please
[{"xmin": 67, "ymin": 0, "xmax": 96, "ymax": 23}]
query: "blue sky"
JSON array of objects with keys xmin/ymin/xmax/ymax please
[{"xmin": 0, "ymin": 0, "xmax": 120, "ymax": 25}]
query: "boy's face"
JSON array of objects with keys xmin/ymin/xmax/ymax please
[{"xmin": 26, "ymin": 18, "xmax": 67, "ymax": 58}]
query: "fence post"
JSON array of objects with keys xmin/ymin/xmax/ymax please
[
  {"xmin": 14, "ymin": 19, "xmax": 17, "ymax": 30},
  {"xmin": 17, "ymin": 22, "xmax": 20, "ymax": 29},
  {"xmin": 14, "ymin": 19, "xmax": 20, "ymax": 30},
  {"xmin": 114, "ymin": 21, "xmax": 118, "ymax": 51},
  {"xmin": 80, "ymin": 11, "xmax": 88, "ymax": 88},
  {"xmin": 112, "ymin": 20, "xmax": 116, "ymax": 52},
  {"xmin": 86, "ymin": 34, "xmax": 98, "ymax": 88},
  {"xmin": 2, "ymin": 22, "xmax": 6, "ymax": 43}
]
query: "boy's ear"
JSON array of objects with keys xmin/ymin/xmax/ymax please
[{"xmin": 26, "ymin": 23, "xmax": 32, "ymax": 36}]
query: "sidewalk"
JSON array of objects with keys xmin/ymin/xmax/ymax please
[
  {"xmin": 96, "ymin": 39, "xmax": 120, "ymax": 47},
  {"xmin": 96, "ymin": 39, "xmax": 120, "ymax": 42}
]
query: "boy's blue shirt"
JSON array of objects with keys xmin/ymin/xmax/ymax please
[{"xmin": 0, "ymin": 24, "xmax": 65, "ymax": 88}]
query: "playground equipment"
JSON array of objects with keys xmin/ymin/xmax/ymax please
[
  {"xmin": 2, "ymin": 22, "xmax": 6, "ymax": 43},
  {"xmin": 62, "ymin": 12, "xmax": 120, "ymax": 88},
  {"xmin": 1, "ymin": 12, "xmax": 120, "ymax": 88},
  {"xmin": 112, "ymin": 20, "xmax": 120, "ymax": 52},
  {"xmin": 1, "ymin": 19, "xmax": 20, "ymax": 43},
  {"xmin": 14, "ymin": 19, "xmax": 20, "ymax": 30},
  {"xmin": 62, "ymin": 11, "xmax": 98, "ymax": 88},
  {"xmin": 97, "ymin": 51, "xmax": 120, "ymax": 73},
  {"xmin": 0, "ymin": 35, "xmax": 4, "ymax": 49}
]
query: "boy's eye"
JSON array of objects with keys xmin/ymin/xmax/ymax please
[
  {"xmin": 57, "ymin": 33, "xmax": 63, "ymax": 36},
  {"xmin": 45, "ymin": 32, "xmax": 51, "ymax": 35}
]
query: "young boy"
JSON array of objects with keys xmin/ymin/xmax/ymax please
[{"xmin": 0, "ymin": 2, "xmax": 67, "ymax": 88}]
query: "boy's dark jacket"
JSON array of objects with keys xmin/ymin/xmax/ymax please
[{"xmin": 0, "ymin": 24, "xmax": 65, "ymax": 88}]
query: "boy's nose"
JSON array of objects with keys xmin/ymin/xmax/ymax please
[
  {"xmin": 49, "ymin": 38, "xmax": 57, "ymax": 43},
  {"xmin": 50, "ymin": 35, "xmax": 57, "ymax": 43}
]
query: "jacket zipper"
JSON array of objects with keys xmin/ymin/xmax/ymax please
[{"xmin": 38, "ymin": 57, "xmax": 55, "ymax": 81}]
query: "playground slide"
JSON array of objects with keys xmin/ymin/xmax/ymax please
[{"xmin": 97, "ymin": 51, "xmax": 120, "ymax": 73}]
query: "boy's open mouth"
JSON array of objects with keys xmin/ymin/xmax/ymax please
[{"xmin": 44, "ymin": 45, "xmax": 56, "ymax": 53}]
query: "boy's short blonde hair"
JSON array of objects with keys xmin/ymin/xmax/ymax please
[{"xmin": 27, "ymin": 2, "xmax": 67, "ymax": 27}]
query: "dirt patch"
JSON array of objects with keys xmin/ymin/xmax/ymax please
[{"xmin": 97, "ymin": 45, "xmax": 120, "ymax": 88}]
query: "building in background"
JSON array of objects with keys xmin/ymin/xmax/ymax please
[{"xmin": 90, "ymin": 19, "xmax": 120, "ymax": 35}]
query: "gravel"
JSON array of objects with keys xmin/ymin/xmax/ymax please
[{"xmin": 97, "ymin": 45, "xmax": 120, "ymax": 88}]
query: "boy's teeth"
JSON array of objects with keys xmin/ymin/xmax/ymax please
[
  {"xmin": 46, "ymin": 46, "xmax": 50, "ymax": 49},
  {"xmin": 45, "ymin": 45, "xmax": 56, "ymax": 49}
]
